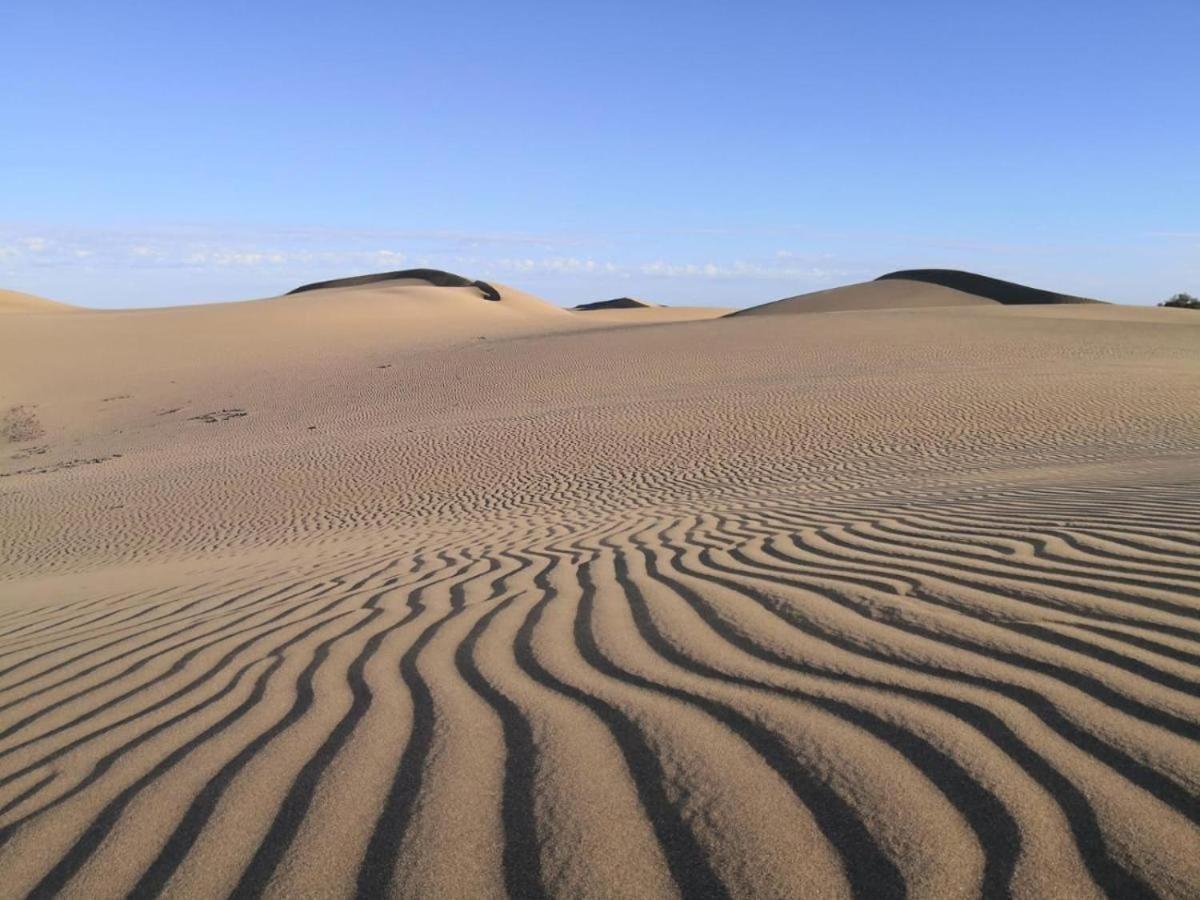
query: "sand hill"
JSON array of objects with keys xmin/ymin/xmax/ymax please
[
  {"xmin": 571, "ymin": 297, "xmax": 731, "ymax": 324},
  {"xmin": 878, "ymin": 269, "xmax": 1104, "ymax": 305},
  {"xmin": 573, "ymin": 297, "xmax": 655, "ymax": 311},
  {"xmin": 288, "ymin": 267, "xmax": 503, "ymax": 302},
  {"xmin": 731, "ymin": 279, "xmax": 992, "ymax": 316},
  {"xmin": 0, "ymin": 288, "xmax": 78, "ymax": 315},
  {"xmin": 0, "ymin": 274, "xmax": 1198, "ymax": 899},
  {"xmin": 734, "ymin": 269, "xmax": 1108, "ymax": 317}
]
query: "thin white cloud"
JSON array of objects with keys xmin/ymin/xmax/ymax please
[
  {"xmin": 638, "ymin": 259, "xmax": 847, "ymax": 281},
  {"xmin": 494, "ymin": 257, "xmax": 621, "ymax": 275},
  {"xmin": 5, "ymin": 220, "xmax": 1181, "ymax": 309},
  {"xmin": 0, "ymin": 225, "xmax": 851, "ymax": 287}
]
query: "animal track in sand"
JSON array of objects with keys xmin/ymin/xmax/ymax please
[
  {"xmin": 8, "ymin": 445, "xmax": 48, "ymax": 461},
  {"xmin": 189, "ymin": 409, "xmax": 248, "ymax": 424},
  {"xmin": 0, "ymin": 454, "xmax": 122, "ymax": 478}
]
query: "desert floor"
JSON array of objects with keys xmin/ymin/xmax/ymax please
[{"xmin": 1, "ymin": 280, "xmax": 1198, "ymax": 898}]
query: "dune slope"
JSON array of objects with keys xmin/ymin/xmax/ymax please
[
  {"xmin": 735, "ymin": 269, "xmax": 1106, "ymax": 317},
  {"xmin": 287, "ymin": 268, "xmax": 503, "ymax": 302},
  {"xmin": 0, "ymin": 288, "xmax": 78, "ymax": 315},
  {"xmin": 878, "ymin": 269, "xmax": 1104, "ymax": 305},
  {"xmin": 573, "ymin": 298, "xmax": 654, "ymax": 311},
  {"xmin": 1, "ymin": 298, "xmax": 1198, "ymax": 898},
  {"xmin": 731, "ymin": 278, "xmax": 996, "ymax": 315}
]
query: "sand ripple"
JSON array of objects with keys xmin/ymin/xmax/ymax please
[{"xmin": 0, "ymin": 298, "xmax": 1197, "ymax": 897}]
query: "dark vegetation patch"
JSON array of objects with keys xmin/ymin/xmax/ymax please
[
  {"xmin": 877, "ymin": 269, "xmax": 1104, "ymax": 305},
  {"xmin": 1160, "ymin": 292, "xmax": 1200, "ymax": 310},
  {"xmin": 2, "ymin": 406, "xmax": 44, "ymax": 443},
  {"xmin": 287, "ymin": 269, "xmax": 501, "ymax": 302}
]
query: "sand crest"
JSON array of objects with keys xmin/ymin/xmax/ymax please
[{"xmin": 0, "ymin": 289, "xmax": 78, "ymax": 316}]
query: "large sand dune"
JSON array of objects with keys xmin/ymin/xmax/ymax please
[
  {"xmin": 0, "ymin": 289, "xmax": 78, "ymax": 316},
  {"xmin": 287, "ymin": 268, "xmax": 504, "ymax": 303},
  {"xmin": 1, "ymin": 276, "xmax": 1198, "ymax": 898},
  {"xmin": 734, "ymin": 269, "xmax": 1107, "ymax": 317},
  {"xmin": 731, "ymin": 279, "xmax": 997, "ymax": 316},
  {"xmin": 877, "ymin": 269, "xmax": 1104, "ymax": 305}
]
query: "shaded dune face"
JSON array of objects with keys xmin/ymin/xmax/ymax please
[
  {"xmin": 0, "ymin": 296, "xmax": 1198, "ymax": 898},
  {"xmin": 573, "ymin": 298, "xmax": 653, "ymax": 311},
  {"xmin": 877, "ymin": 269, "xmax": 1105, "ymax": 306},
  {"xmin": 733, "ymin": 269, "xmax": 1106, "ymax": 317},
  {"xmin": 729, "ymin": 279, "xmax": 995, "ymax": 315},
  {"xmin": 287, "ymin": 268, "xmax": 502, "ymax": 302}
]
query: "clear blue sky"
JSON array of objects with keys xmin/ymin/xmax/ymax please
[{"xmin": 3, "ymin": 1, "xmax": 1196, "ymax": 307}]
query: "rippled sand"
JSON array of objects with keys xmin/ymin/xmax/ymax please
[{"xmin": 1, "ymin": 281, "xmax": 1198, "ymax": 898}]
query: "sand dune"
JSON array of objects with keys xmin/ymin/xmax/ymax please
[
  {"xmin": 573, "ymin": 298, "xmax": 655, "ymax": 311},
  {"xmin": 569, "ymin": 305, "xmax": 731, "ymax": 325},
  {"xmin": 735, "ymin": 269, "xmax": 1107, "ymax": 317},
  {"xmin": 878, "ymin": 269, "xmax": 1105, "ymax": 305},
  {"xmin": 570, "ymin": 297, "xmax": 731, "ymax": 325},
  {"xmin": 731, "ymin": 278, "xmax": 996, "ymax": 316},
  {"xmin": 1, "ymin": 277, "xmax": 1198, "ymax": 898},
  {"xmin": 287, "ymin": 268, "xmax": 504, "ymax": 302},
  {"xmin": 0, "ymin": 289, "xmax": 78, "ymax": 316}
]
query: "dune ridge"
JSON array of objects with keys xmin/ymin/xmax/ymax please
[
  {"xmin": 733, "ymin": 268, "xmax": 1106, "ymax": 317},
  {"xmin": 286, "ymin": 268, "xmax": 503, "ymax": 302},
  {"xmin": 573, "ymin": 298, "xmax": 654, "ymax": 311},
  {"xmin": 877, "ymin": 269, "xmax": 1105, "ymax": 306},
  {"xmin": 0, "ymin": 289, "xmax": 78, "ymax": 316},
  {"xmin": 730, "ymin": 279, "xmax": 996, "ymax": 316},
  {"xmin": 0, "ymin": 283, "xmax": 1198, "ymax": 898}
]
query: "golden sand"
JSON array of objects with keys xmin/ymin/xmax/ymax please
[{"xmin": 1, "ymin": 277, "xmax": 1197, "ymax": 898}]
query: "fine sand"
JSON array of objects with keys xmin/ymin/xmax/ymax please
[
  {"xmin": 1, "ymin": 275, "xmax": 1198, "ymax": 898},
  {"xmin": 0, "ymin": 289, "xmax": 78, "ymax": 316},
  {"xmin": 732, "ymin": 279, "xmax": 996, "ymax": 316}
]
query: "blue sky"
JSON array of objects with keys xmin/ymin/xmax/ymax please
[{"xmin": 2, "ymin": 1, "xmax": 1197, "ymax": 308}]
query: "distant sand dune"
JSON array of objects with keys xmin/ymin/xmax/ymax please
[
  {"xmin": 0, "ymin": 289, "xmax": 78, "ymax": 316},
  {"xmin": 573, "ymin": 298, "xmax": 654, "ymax": 311},
  {"xmin": 734, "ymin": 268, "xmax": 1107, "ymax": 316},
  {"xmin": 877, "ymin": 269, "xmax": 1105, "ymax": 305},
  {"xmin": 731, "ymin": 278, "xmax": 996, "ymax": 315},
  {"xmin": 286, "ymin": 268, "xmax": 503, "ymax": 302},
  {"xmin": 0, "ymin": 280, "xmax": 1197, "ymax": 898}
]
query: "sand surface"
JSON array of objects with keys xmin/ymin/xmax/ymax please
[
  {"xmin": 568, "ymin": 305, "xmax": 732, "ymax": 324},
  {"xmin": 1, "ymin": 279, "xmax": 1198, "ymax": 898},
  {"xmin": 0, "ymin": 289, "xmax": 78, "ymax": 316},
  {"xmin": 732, "ymin": 279, "xmax": 996, "ymax": 316}
]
